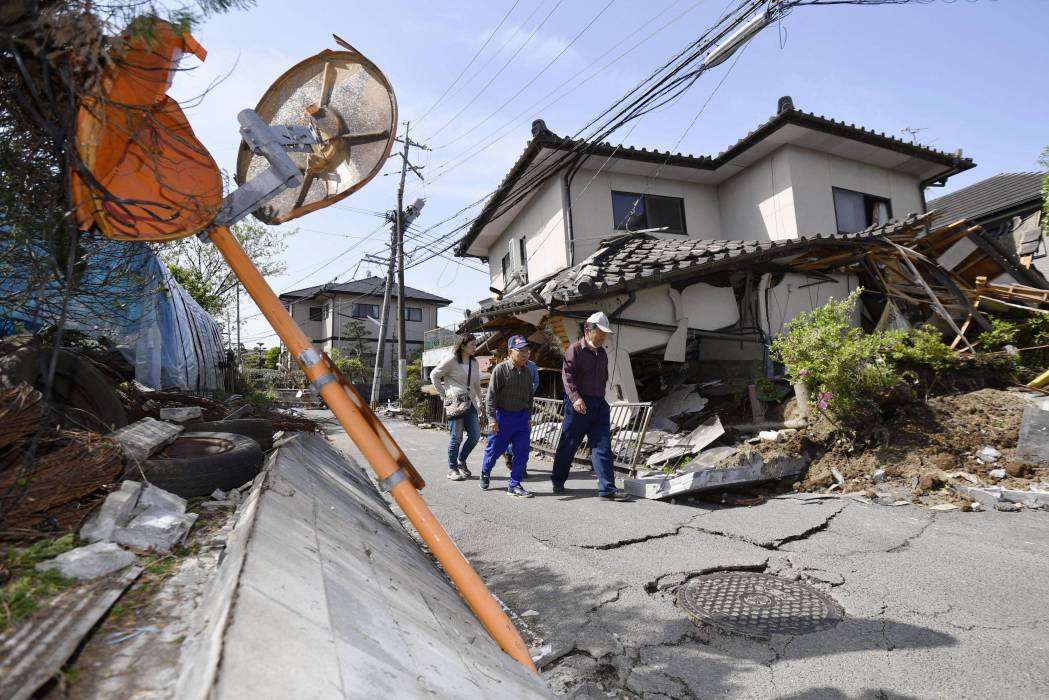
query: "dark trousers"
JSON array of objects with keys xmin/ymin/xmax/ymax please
[{"xmin": 551, "ymin": 396, "xmax": 616, "ymax": 496}]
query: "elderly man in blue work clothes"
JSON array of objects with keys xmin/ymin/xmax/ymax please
[
  {"xmin": 479, "ymin": 335, "xmax": 535, "ymax": 498},
  {"xmin": 551, "ymin": 312, "xmax": 627, "ymax": 500}
]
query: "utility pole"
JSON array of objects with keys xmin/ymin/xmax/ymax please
[
  {"xmin": 393, "ymin": 122, "xmax": 429, "ymax": 397},
  {"xmin": 236, "ymin": 282, "xmax": 241, "ymax": 369},
  {"xmin": 369, "ymin": 246, "xmax": 395, "ymax": 407}
]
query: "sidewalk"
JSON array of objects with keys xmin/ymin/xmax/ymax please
[{"xmin": 321, "ymin": 412, "xmax": 1049, "ymax": 699}]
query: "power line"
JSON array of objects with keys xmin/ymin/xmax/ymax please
[
  {"xmin": 407, "ymin": 0, "xmax": 703, "ymax": 192},
  {"xmin": 413, "ymin": 0, "xmax": 524, "ymax": 127},
  {"xmin": 434, "ymin": 0, "xmax": 617, "ymax": 151},
  {"xmin": 401, "ymin": 0, "xmax": 775, "ymax": 268},
  {"xmin": 423, "ymin": 0, "xmax": 566, "ymax": 142}
]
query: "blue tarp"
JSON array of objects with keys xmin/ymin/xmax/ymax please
[{"xmin": 0, "ymin": 232, "xmax": 224, "ymax": 393}]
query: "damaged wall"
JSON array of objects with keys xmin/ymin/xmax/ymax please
[{"xmin": 759, "ymin": 271, "xmax": 860, "ymax": 338}]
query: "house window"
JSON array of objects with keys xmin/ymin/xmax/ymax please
[
  {"xmin": 501, "ymin": 253, "xmax": 510, "ymax": 282},
  {"xmin": 308, "ymin": 306, "xmax": 324, "ymax": 322},
  {"xmin": 352, "ymin": 303, "xmax": 380, "ymax": 319},
  {"xmin": 404, "ymin": 307, "xmax": 422, "ymax": 322},
  {"xmin": 833, "ymin": 187, "xmax": 892, "ymax": 233},
  {"xmin": 611, "ymin": 191, "xmax": 686, "ymax": 234}
]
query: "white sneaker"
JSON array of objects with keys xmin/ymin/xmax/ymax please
[{"xmin": 447, "ymin": 468, "xmax": 465, "ymax": 481}]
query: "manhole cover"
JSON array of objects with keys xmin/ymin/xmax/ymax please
[{"xmin": 677, "ymin": 572, "xmax": 844, "ymax": 638}]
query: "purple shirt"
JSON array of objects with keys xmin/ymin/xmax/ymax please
[{"xmin": 562, "ymin": 338, "xmax": 608, "ymax": 403}]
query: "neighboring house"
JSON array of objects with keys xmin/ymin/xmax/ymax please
[
  {"xmin": 279, "ymin": 276, "xmax": 451, "ymax": 385},
  {"xmin": 456, "ymin": 97, "xmax": 976, "ymax": 402},
  {"xmin": 926, "ymin": 172, "xmax": 1048, "ymax": 288}
]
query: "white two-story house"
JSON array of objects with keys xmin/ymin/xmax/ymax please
[
  {"xmin": 280, "ymin": 276, "xmax": 450, "ymax": 396},
  {"xmin": 455, "ymin": 97, "xmax": 975, "ymax": 402}
]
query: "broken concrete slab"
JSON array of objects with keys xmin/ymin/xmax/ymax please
[
  {"xmin": 976, "ymin": 446, "xmax": 1002, "ymax": 463},
  {"xmin": 36, "ymin": 541, "xmax": 136, "ymax": 580},
  {"xmin": 112, "ymin": 508, "xmax": 197, "ymax": 553},
  {"xmin": 645, "ymin": 416, "xmax": 724, "ymax": 466},
  {"xmin": 954, "ymin": 485, "xmax": 1049, "ymax": 509},
  {"xmin": 110, "ymin": 418, "xmax": 181, "ymax": 464},
  {"xmin": 650, "ymin": 384, "xmax": 708, "ymax": 424},
  {"xmin": 627, "ymin": 448, "xmax": 806, "ymax": 500},
  {"xmin": 159, "ymin": 406, "xmax": 203, "ymax": 424},
  {"xmin": 79, "ymin": 481, "xmax": 143, "ymax": 543},
  {"xmin": 1017, "ymin": 404, "xmax": 1049, "ymax": 465},
  {"xmin": 138, "ymin": 483, "xmax": 187, "ymax": 514}
]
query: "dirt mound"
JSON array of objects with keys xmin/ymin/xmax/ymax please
[{"xmin": 797, "ymin": 388, "xmax": 1048, "ymax": 499}]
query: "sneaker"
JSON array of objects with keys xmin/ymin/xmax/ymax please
[
  {"xmin": 447, "ymin": 468, "xmax": 465, "ymax": 482},
  {"xmin": 552, "ymin": 484, "xmax": 567, "ymax": 494},
  {"xmin": 599, "ymin": 492, "xmax": 628, "ymax": 501},
  {"xmin": 457, "ymin": 463, "xmax": 472, "ymax": 478},
  {"xmin": 479, "ymin": 474, "xmax": 490, "ymax": 490},
  {"xmin": 507, "ymin": 484, "xmax": 534, "ymax": 498}
]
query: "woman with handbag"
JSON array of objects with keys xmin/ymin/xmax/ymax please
[{"xmin": 429, "ymin": 333, "xmax": 484, "ymax": 481}]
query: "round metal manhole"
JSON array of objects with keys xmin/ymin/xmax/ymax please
[{"xmin": 677, "ymin": 572, "xmax": 844, "ymax": 638}]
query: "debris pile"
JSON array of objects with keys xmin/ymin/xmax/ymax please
[{"xmin": 795, "ymin": 388, "xmax": 1049, "ymax": 510}]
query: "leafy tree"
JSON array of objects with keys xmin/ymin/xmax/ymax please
[
  {"xmin": 264, "ymin": 346, "xmax": 281, "ymax": 369},
  {"xmin": 328, "ymin": 347, "xmax": 366, "ymax": 383},
  {"xmin": 0, "ymin": 2, "xmax": 254, "ymax": 332},
  {"xmin": 157, "ymin": 220, "xmax": 292, "ymax": 319},
  {"xmin": 341, "ymin": 319, "xmax": 369, "ymax": 358}
]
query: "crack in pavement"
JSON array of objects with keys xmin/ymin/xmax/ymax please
[
  {"xmin": 574, "ymin": 514, "xmax": 706, "ymax": 550},
  {"xmin": 884, "ymin": 515, "xmax": 935, "ymax": 554},
  {"xmin": 685, "ymin": 505, "xmax": 846, "ymax": 551}
]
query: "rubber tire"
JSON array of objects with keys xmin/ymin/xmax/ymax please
[
  {"xmin": 181, "ymin": 419, "xmax": 275, "ymax": 451},
  {"xmin": 3, "ymin": 348, "xmax": 127, "ymax": 433},
  {"xmin": 141, "ymin": 431, "xmax": 264, "ymax": 497}
]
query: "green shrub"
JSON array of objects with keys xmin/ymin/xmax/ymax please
[{"xmin": 771, "ymin": 289, "xmax": 965, "ymax": 424}]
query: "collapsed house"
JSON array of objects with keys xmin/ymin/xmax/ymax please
[{"xmin": 451, "ymin": 99, "xmax": 1049, "ymax": 477}]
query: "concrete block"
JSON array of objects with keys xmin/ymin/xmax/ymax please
[
  {"xmin": 159, "ymin": 406, "xmax": 203, "ymax": 424},
  {"xmin": 138, "ymin": 484, "xmax": 187, "ymax": 514},
  {"xmin": 1017, "ymin": 404, "xmax": 1049, "ymax": 465},
  {"xmin": 976, "ymin": 446, "xmax": 1002, "ymax": 463},
  {"xmin": 989, "ymin": 469, "xmax": 1007, "ymax": 480},
  {"xmin": 110, "ymin": 418, "xmax": 182, "ymax": 463},
  {"xmin": 112, "ymin": 508, "xmax": 197, "ymax": 553},
  {"xmin": 36, "ymin": 541, "xmax": 135, "ymax": 580},
  {"xmin": 79, "ymin": 481, "xmax": 143, "ymax": 543}
]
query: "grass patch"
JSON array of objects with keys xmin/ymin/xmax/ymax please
[{"xmin": 1, "ymin": 534, "xmax": 78, "ymax": 631}]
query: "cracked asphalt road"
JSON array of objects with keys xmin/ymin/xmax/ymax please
[{"xmin": 322, "ymin": 414, "xmax": 1049, "ymax": 699}]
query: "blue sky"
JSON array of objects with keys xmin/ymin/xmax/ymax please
[{"xmin": 168, "ymin": 0, "xmax": 1049, "ymax": 347}]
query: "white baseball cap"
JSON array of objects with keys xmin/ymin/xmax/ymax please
[{"xmin": 586, "ymin": 311, "xmax": 614, "ymax": 333}]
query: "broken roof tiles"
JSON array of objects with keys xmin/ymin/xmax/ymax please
[{"xmin": 470, "ymin": 213, "xmax": 934, "ymax": 322}]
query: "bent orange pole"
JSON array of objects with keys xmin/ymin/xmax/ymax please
[{"xmin": 208, "ymin": 226, "xmax": 537, "ymax": 673}]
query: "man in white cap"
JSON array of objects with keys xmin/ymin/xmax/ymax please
[{"xmin": 551, "ymin": 312, "xmax": 626, "ymax": 500}]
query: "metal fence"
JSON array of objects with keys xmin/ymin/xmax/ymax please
[
  {"xmin": 421, "ymin": 395, "xmax": 654, "ymax": 472},
  {"xmin": 527, "ymin": 397, "xmax": 653, "ymax": 473}
]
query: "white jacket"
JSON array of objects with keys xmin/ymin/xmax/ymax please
[{"xmin": 429, "ymin": 354, "xmax": 483, "ymax": 410}]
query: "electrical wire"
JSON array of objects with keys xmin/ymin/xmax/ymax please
[{"xmin": 413, "ymin": 0, "xmax": 524, "ymax": 127}]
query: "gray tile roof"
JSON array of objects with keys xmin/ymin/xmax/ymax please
[
  {"xmin": 927, "ymin": 172, "xmax": 1045, "ymax": 228},
  {"xmin": 456, "ymin": 104, "xmax": 974, "ymax": 257},
  {"xmin": 468, "ymin": 213, "xmax": 934, "ymax": 322},
  {"xmin": 279, "ymin": 276, "xmax": 452, "ymax": 305}
]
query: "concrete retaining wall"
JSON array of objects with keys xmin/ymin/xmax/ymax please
[{"xmin": 177, "ymin": 433, "xmax": 549, "ymax": 699}]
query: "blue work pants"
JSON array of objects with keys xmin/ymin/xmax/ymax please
[
  {"xmin": 551, "ymin": 396, "xmax": 616, "ymax": 496},
  {"xmin": 447, "ymin": 404, "xmax": 480, "ymax": 468},
  {"xmin": 481, "ymin": 409, "xmax": 530, "ymax": 488}
]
